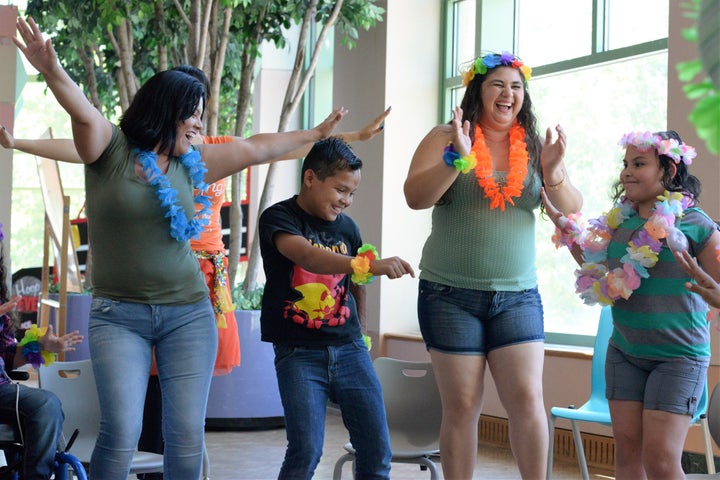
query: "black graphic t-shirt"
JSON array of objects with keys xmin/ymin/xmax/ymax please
[{"xmin": 259, "ymin": 196, "xmax": 363, "ymax": 346}]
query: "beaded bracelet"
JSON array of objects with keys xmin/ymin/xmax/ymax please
[
  {"xmin": 17, "ymin": 325, "xmax": 55, "ymax": 369},
  {"xmin": 350, "ymin": 243, "xmax": 379, "ymax": 285},
  {"xmin": 443, "ymin": 143, "xmax": 477, "ymax": 174},
  {"xmin": 551, "ymin": 212, "xmax": 584, "ymax": 249}
]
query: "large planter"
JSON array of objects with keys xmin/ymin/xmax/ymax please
[
  {"xmin": 49, "ymin": 293, "xmax": 91, "ymax": 361},
  {"xmin": 205, "ymin": 310, "xmax": 284, "ymax": 429}
]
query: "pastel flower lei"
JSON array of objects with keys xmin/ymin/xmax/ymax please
[
  {"xmin": 351, "ymin": 243, "xmax": 379, "ymax": 285},
  {"xmin": 619, "ymin": 131, "xmax": 697, "ymax": 165},
  {"xmin": 460, "ymin": 51, "xmax": 532, "ymax": 86},
  {"xmin": 472, "ymin": 122, "xmax": 529, "ymax": 211},
  {"xmin": 574, "ymin": 191, "xmax": 693, "ymax": 306},
  {"xmin": 136, "ymin": 148, "xmax": 212, "ymax": 242}
]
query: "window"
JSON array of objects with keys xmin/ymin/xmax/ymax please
[{"xmin": 443, "ymin": 0, "xmax": 668, "ymax": 343}]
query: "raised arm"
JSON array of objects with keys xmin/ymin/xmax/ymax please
[
  {"xmin": 14, "ymin": 17, "xmax": 111, "ymax": 163},
  {"xmin": 404, "ymin": 106, "xmax": 470, "ymax": 210},
  {"xmin": 273, "ymin": 107, "xmax": 391, "ymax": 162},
  {"xmin": 0, "ymin": 126, "xmax": 82, "ymax": 163},
  {"xmin": 200, "ymin": 107, "xmax": 348, "ymax": 184},
  {"xmin": 540, "ymin": 125, "xmax": 583, "ymax": 214}
]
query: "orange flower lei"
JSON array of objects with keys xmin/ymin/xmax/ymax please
[{"xmin": 472, "ymin": 122, "xmax": 528, "ymax": 211}]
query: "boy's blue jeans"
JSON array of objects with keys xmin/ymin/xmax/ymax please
[
  {"xmin": 273, "ymin": 338, "xmax": 391, "ymax": 480},
  {"xmin": 0, "ymin": 382, "xmax": 63, "ymax": 479},
  {"xmin": 88, "ymin": 297, "xmax": 217, "ymax": 480}
]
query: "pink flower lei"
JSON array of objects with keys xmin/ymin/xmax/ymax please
[
  {"xmin": 574, "ymin": 191, "xmax": 693, "ymax": 306},
  {"xmin": 619, "ymin": 131, "xmax": 697, "ymax": 165}
]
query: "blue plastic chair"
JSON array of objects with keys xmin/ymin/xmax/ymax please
[{"xmin": 547, "ymin": 306, "xmax": 715, "ymax": 479}]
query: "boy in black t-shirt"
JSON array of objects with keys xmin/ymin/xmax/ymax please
[{"xmin": 259, "ymin": 137, "xmax": 414, "ymax": 479}]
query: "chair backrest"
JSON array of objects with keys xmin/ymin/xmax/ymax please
[
  {"xmin": 706, "ymin": 382, "xmax": 720, "ymax": 446},
  {"xmin": 584, "ymin": 306, "xmax": 614, "ymax": 409},
  {"xmin": 373, "ymin": 357, "xmax": 442, "ymax": 453},
  {"xmin": 38, "ymin": 359, "xmax": 99, "ymax": 462}
]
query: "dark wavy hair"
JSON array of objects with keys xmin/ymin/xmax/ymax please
[
  {"xmin": 172, "ymin": 65, "xmax": 211, "ymax": 99},
  {"xmin": 119, "ymin": 69, "xmax": 207, "ymax": 155},
  {"xmin": 459, "ymin": 58, "xmax": 542, "ymax": 184},
  {"xmin": 612, "ymin": 130, "xmax": 701, "ymax": 203},
  {"xmin": 301, "ymin": 137, "xmax": 363, "ymax": 180},
  {"xmin": 0, "ymin": 240, "xmax": 8, "ymax": 305}
]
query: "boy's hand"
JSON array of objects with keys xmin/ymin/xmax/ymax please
[
  {"xmin": 674, "ymin": 250, "xmax": 720, "ymax": 309},
  {"xmin": 371, "ymin": 257, "xmax": 415, "ymax": 279}
]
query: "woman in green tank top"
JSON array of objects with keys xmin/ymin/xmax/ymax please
[{"xmin": 404, "ymin": 51, "xmax": 583, "ymax": 480}]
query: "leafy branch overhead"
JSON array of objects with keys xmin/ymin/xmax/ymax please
[
  {"xmin": 677, "ymin": 0, "xmax": 719, "ymax": 154},
  {"xmin": 23, "ymin": 0, "xmax": 385, "ymax": 292}
]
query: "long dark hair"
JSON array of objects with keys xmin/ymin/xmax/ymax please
[
  {"xmin": 119, "ymin": 70, "xmax": 207, "ymax": 155},
  {"xmin": 612, "ymin": 130, "xmax": 701, "ymax": 202},
  {"xmin": 459, "ymin": 62, "xmax": 542, "ymax": 182}
]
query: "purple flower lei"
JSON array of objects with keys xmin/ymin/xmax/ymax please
[{"xmin": 135, "ymin": 147, "xmax": 212, "ymax": 242}]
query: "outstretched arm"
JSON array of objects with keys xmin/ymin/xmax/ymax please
[
  {"xmin": 273, "ymin": 232, "xmax": 415, "ymax": 279},
  {"xmin": 0, "ymin": 126, "xmax": 82, "ymax": 163},
  {"xmin": 272, "ymin": 107, "xmax": 391, "ymax": 161},
  {"xmin": 541, "ymin": 187, "xmax": 585, "ymax": 266},
  {"xmin": 14, "ymin": 17, "xmax": 111, "ymax": 163},
  {"xmin": 200, "ymin": 107, "xmax": 348, "ymax": 184}
]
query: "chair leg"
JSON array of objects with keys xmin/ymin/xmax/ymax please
[
  {"xmin": 547, "ymin": 414, "xmax": 556, "ymax": 480},
  {"xmin": 570, "ymin": 420, "xmax": 590, "ymax": 480},
  {"xmin": 332, "ymin": 453, "xmax": 355, "ymax": 480},
  {"xmin": 700, "ymin": 417, "xmax": 716, "ymax": 474}
]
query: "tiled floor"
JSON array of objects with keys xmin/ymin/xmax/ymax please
[{"xmin": 202, "ymin": 407, "xmax": 615, "ymax": 480}]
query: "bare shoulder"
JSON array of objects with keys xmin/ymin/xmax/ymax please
[{"xmin": 416, "ymin": 124, "xmax": 453, "ymax": 150}]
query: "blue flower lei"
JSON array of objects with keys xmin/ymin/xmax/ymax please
[{"xmin": 135, "ymin": 147, "xmax": 212, "ymax": 242}]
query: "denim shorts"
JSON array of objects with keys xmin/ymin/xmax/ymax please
[
  {"xmin": 416, "ymin": 279, "xmax": 544, "ymax": 355},
  {"xmin": 605, "ymin": 343, "xmax": 709, "ymax": 416}
]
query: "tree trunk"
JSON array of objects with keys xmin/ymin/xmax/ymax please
[{"xmin": 242, "ymin": 0, "xmax": 343, "ymax": 293}]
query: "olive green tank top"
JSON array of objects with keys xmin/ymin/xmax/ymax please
[
  {"xmin": 84, "ymin": 126, "xmax": 208, "ymax": 304},
  {"xmin": 419, "ymin": 167, "xmax": 541, "ymax": 291}
]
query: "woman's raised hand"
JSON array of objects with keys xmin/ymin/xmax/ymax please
[
  {"xmin": 14, "ymin": 17, "xmax": 59, "ymax": 76},
  {"xmin": 355, "ymin": 107, "xmax": 391, "ymax": 142},
  {"xmin": 0, "ymin": 296, "xmax": 20, "ymax": 317},
  {"xmin": 540, "ymin": 124, "xmax": 567, "ymax": 172},
  {"xmin": 314, "ymin": 107, "xmax": 350, "ymax": 140},
  {"xmin": 450, "ymin": 106, "xmax": 471, "ymax": 156},
  {"xmin": 0, "ymin": 126, "xmax": 15, "ymax": 150}
]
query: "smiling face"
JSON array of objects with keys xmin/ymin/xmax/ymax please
[
  {"xmin": 297, "ymin": 167, "xmax": 361, "ymax": 222},
  {"xmin": 621, "ymin": 145, "xmax": 675, "ymax": 214},
  {"xmin": 479, "ymin": 66, "xmax": 525, "ymax": 128},
  {"xmin": 174, "ymin": 98, "xmax": 204, "ymax": 156}
]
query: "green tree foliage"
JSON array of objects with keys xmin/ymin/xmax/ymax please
[{"xmin": 22, "ymin": 0, "xmax": 384, "ymax": 289}]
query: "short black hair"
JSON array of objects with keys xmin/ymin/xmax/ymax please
[
  {"xmin": 119, "ymin": 69, "xmax": 207, "ymax": 154},
  {"xmin": 301, "ymin": 137, "xmax": 362, "ymax": 180}
]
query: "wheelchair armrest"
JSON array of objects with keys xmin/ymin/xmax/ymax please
[{"xmin": 7, "ymin": 370, "xmax": 30, "ymax": 381}]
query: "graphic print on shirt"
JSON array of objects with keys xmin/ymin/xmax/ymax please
[{"xmin": 283, "ymin": 264, "xmax": 350, "ymax": 329}]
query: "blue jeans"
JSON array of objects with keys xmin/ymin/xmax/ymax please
[
  {"xmin": 0, "ymin": 382, "xmax": 63, "ymax": 479},
  {"xmin": 273, "ymin": 338, "xmax": 391, "ymax": 480},
  {"xmin": 88, "ymin": 297, "xmax": 217, "ymax": 480}
]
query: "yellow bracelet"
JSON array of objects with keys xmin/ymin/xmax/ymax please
[{"xmin": 545, "ymin": 170, "xmax": 566, "ymax": 192}]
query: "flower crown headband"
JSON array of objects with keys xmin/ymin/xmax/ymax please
[
  {"xmin": 618, "ymin": 131, "xmax": 697, "ymax": 165},
  {"xmin": 460, "ymin": 51, "xmax": 532, "ymax": 87}
]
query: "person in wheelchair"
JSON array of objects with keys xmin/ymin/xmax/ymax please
[{"xmin": 0, "ymin": 223, "xmax": 83, "ymax": 479}]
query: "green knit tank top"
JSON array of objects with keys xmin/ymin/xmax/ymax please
[{"xmin": 419, "ymin": 167, "xmax": 541, "ymax": 291}]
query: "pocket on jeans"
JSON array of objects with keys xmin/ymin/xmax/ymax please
[
  {"xmin": 90, "ymin": 297, "xmax": 115, "ymax": 314},
  {"xmin": 419, "ymin": 279, "xmax": 453, "ymax": 297}
]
